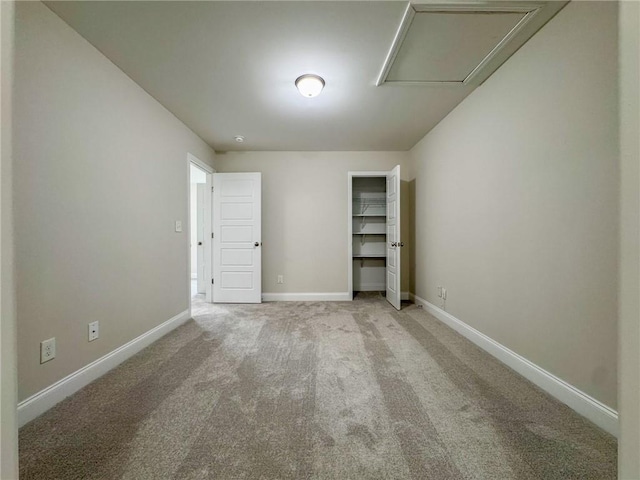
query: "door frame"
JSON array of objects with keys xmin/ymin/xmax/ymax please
[
  {"xmin": 195, "ymin": 183, "xmax": 207, "ymax": 295},
  {"xmin": 187, "ymin": 153, "xmax": 214, "ymax": 314},
  {"xmin": 347, "ymin": 170, "xmax": 389, "ymax": 302}
]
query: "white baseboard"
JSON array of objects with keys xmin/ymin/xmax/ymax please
[
  {"xmin": 356, "ymin": 283, "xmax": 386, "ymax": 291},
  {"xmin": 18, "ymin": 309, "xmax": 191, "ymax": 427},
  {"xmin": 410, "ymin": 294, "xmax": 618, "ymax": 437},
  {"xmin": 262, "ymin": 291, "xmax": 409, "ymax": 302},
  {"xmin": 262, "ymin": 292, "xmax": 350, "ymax": 302}
]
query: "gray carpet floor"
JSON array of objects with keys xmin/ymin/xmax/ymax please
[{"xmin": 19, "ymin": 293, "xmax": 616, "ymax": 479}]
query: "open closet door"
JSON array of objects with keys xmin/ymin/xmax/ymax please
[
  {"xmin": 386, "ymin": 165, "xmax": 401, "ymax": 310},
  {"xmin": 213, "ymin": 172, "xmax": 262, "ymax": 303}
]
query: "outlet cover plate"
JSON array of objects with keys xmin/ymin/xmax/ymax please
[
  {"xmin": 88, "ymin": 321, "xmax": 99, "ymax": 342},
  {"xmin": 40, "ymin": 337, "xmax": 56, "ymax": 364}
]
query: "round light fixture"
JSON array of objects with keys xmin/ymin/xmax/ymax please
[
  {"xmin": 295, "ymin": 74, "xmax": 325, "ymax": 98},
  {"xmin": 234, "ymin": 135, "xmax": 245, "ymax": 143}
]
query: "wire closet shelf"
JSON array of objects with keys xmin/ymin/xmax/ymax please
[{"xmin": 352, "ymin": 192, "xmax": 386, "ymax": 216}]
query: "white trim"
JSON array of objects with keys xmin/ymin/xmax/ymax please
[
  {"xmin": 347, "ymin": 171, "xmax": 388, "ymax": 178},
  {"xmin": 347, "ymin": 173, "xmax": 353, "ymax": 301},
  {"xmin": 187, "ymin": 153, "xmax": 215, "ymax": 308},
  {"xmin": 376, "ymin": 2, "xmax": 564, "ymax": 87},
  {"xmin": 17, "ymin": 309, "xmax": 191, "ymax": 427},
  {"xmin": 376, "ymin": 2, "xmax": 415, "ymax": 86},
  {"xmin": 203, "ymin": 172, "xmax": 213, "ymax": 303},
  {"xmin": 187, "ymin": 158, "xmax": 192, "ymax": 318},
  {"xmin": 462, "ymin": 7, "xmax": 540, "ymax": 85},
  {"xmin": 187, "ymin": 153, "xmax": 213, "ymax": 174},
  {"xmin": 348, "ymin": 170, "xmax": 391, "ymax": 302},
  {"xmin": 262, "ymin": 292, "xmax": 350, "ymax": 302},
  {"xmin": 411, "ymin": 2, "xmax": 544, "ymax": 12},
  {"xmin": 357, "ymin": 283, "xmax": 386, "ymax": 291},
  {"xmin": 410, "ymin": 294, "xmax": 619, "ymax": 437}
]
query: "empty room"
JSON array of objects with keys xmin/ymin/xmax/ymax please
[{"xmin": 1, "ymin": 1, "xmax": 639, "ymax": 479}]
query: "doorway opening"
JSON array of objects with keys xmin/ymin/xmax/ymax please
[
  {"xmin": 348, "ymin": 166, "xmax": 402, "ymax": 310},
  {"xmin": 188, "ymin": 154, "xmax": 213, "ymax": 308}
]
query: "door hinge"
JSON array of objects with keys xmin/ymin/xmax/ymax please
[
  {"xmin": 211, "ymin": 232, "xmax": 214, "ymax": 239},
  {"xmin": 211, "ymin": 278, "xmax": 214, "ymax": 285}
]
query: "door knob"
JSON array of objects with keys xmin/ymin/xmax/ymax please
[
  {"xmin": 399, "ymin": 242, "xmax": 405, "ymax": 247},
  {"xmin": 198, "ymin": 242, "xmax": 202, "ymax": 246},
  {"xmin": 391, "ymin": 242, "xmax": 397, "ymax": 247},
  {"xmin": 254, "ymin": 242, "xmax": 260, "ymax": 247}
]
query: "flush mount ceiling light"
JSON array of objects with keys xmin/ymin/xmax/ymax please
[
  {"xmin": 295, "ymin": 74, "xmax": 325, "ymax": 98},
  {"xmin": 234, "ymin": 135, "xmax": 245, "ymax": 143}
]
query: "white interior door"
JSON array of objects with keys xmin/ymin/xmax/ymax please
[
  {"xmin": 213, "ymin": 173, "xmax": 262, "ymax": 303},
  {"xmin": 386, "ymin": 165, "xmax": 401, "ymax": 310},
  {"xmin": 196, "ymin": 183, "xmax": 206, "ymax": 294}
]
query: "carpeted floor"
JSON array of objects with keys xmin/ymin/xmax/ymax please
[{"xmin": 19, "ymin": 293, "xmax": 616, "ymax": 479}]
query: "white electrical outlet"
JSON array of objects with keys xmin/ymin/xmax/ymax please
[
  {"xmin": 175, "ymin": 220, "xmax": 183, "ymax": 233},
  {"xmin": 277, "ymin": 275, "xmax": 284, "ymax": 284},
  {"xmin": 437, "ymin": 286, "xmax": 443, "ymax": 298},
  {"xmin": 442, "ymin": 288, "xmax": 447, "ymax": 300},
  {"xmin": 88, "ymin": 321, "xmax": 99, "ymax": 342},
  {"xmin": 40, "ymin": 337, "xmax": 56, "ymax": 364}
]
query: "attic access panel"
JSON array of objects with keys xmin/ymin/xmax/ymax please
[{"xmin": 376, "ymin": 2, "xmax": 568, "ymax": 86}]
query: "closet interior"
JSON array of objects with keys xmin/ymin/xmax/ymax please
[{"xmin": 352, "ymin": 176, "xmax": 387, "ymax": 295}]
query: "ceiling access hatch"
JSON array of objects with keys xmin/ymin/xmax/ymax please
[{"xmin": 376, "ymin": 2, "xmax": 568, "ymax": 86}]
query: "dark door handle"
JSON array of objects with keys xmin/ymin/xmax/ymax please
[
  {"xmin": 254, "ymin": 242, "xmax": 260, "ymax": 247},
  {"xmin": 198, "ymin": 242, "xmax": 202, "ymax": 246},
  {"xmin": 400, "ymin": 242, "xmax": 405, "ymax": 247}
]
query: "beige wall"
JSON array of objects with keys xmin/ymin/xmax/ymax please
[
  {"xmin": 410, "ymin": 1, "xmax": 618, "ymax": 408},
  {"xmin": 14, "ymin": 2, "xmax": 215, "ymax": 401},
  {"xmin": 618, "ymin": 0, "xmax": 640, "ymax": 476},
  {"xmin": 215, "ymin": 151, "xmax": 411, "ymax": 295},
  {"xmin": 1, "ymin": 1, "xmax": 18, "ymax": 477}
]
